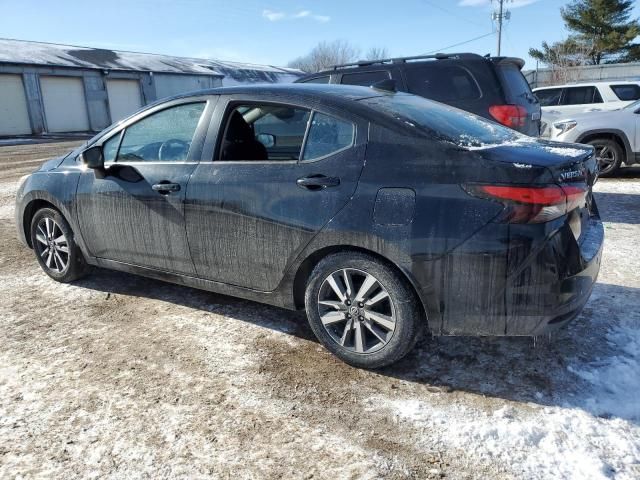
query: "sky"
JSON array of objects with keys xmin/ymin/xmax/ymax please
[{"xmin": 0, "ymin": 0, "xmax": 639, "ymax": 70}]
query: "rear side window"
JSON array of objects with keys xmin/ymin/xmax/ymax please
[
  {"xmin": 561, "ymin": 86, "xmax": 602, "ymax": 105},
  {"xmin": 535, "ymin": 88, "xmax": 562, "ymax": 106},
  {"xmin": 302, "ymin": 112, "xmax": 354, "ymax": 161},
  {"xmin": 302, "ymin": 76, "xmax": 330, "ymax": 84},
  {"xmin": 405, "ymin": 65, "xmax": 481, "ymax": 102},
  {"xmin": 340, "ymin": 70, "xmax": 391, "ymax": 86},
  {"xmin": 611, "ymin": 84, "xmax": 640, "ymax": 101},
  {"xmin": 498, "ymin": 64, "xmax": 532, "ymax": 98}
]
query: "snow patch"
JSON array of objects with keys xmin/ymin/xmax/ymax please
[{"xmin": 384, "ymin": 398, "xmax": 639, "ymax": 480}]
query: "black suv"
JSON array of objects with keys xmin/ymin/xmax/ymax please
[{"xmin": 296, "ymin": 53, "xmax": 541, "ymax": 136}]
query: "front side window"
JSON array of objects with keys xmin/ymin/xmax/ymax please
[
  {"xmin": 115, "ymin": 102, "xmax": 206, "ymax": 162},
  {"xmin": 535, "ymin": 88, "xmax": 562, "ymax": 106},
  {"xmin": 561, "ymin": 86, "xmax": 601, "ymax": 105},
  {"xmin": 302, "ymin": 112, "xmax": 354, "ymax": 160},
  {"xmin": 611, "ymin": 84, "xmax": 640, "ymax": 101},
  {"xmin": 219, "ymin": 104, "xmax": 311, "ymax": 161}
]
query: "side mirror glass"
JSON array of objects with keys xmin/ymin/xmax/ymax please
[
  {"xmin": 82, "ymin": 145, "xmax": 104, "ymax": 169},
  {"xmin": 256, "ymin": 133, "xmax": 276, "ymax": 148}
]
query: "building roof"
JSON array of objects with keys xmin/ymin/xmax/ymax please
[{"xmin": 0, "ymin": 38, "xmax": 301, "ymax": 83}]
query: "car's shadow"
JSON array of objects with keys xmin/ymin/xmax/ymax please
[{"xmin": 74, "ymin": 270, "xmax": 638, "ymax": 425}]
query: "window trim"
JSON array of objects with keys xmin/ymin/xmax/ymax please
[{"xmin": 87, "ymin": 96, "xmax": 213, "ymax": 166}]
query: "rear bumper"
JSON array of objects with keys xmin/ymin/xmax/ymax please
[{"xmin": 410, "ymin": 213, "xmax": 604, "ymax": 336}]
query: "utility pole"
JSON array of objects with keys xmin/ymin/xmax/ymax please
[{"xmin": 492, "ymin": 0, "xmax": 511, "ymax": 56}]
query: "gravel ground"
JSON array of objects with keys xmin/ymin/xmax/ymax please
[{"xmin": 0, "ymin": 141, "xmax": 638, "ymax": 479}]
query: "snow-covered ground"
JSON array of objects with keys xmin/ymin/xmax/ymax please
[{"xmin": 0, "ymin": 142, "xmax": 638, "ymax": 479}]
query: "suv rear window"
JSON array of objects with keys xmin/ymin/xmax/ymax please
[
  {"xmin": 340, "ymin": 70, "xmax": 391, "ymax": 86},
  {"xmin": 362, "ymin": 94, "xmax": 519, "ymax": 148},
  {"xmin": 498, "ymin": 64, "xmax": 532, "ymax": 98},
  {"xmin": 405, "ymin": 65, "xmax": 481, "ymax": 102},
  {"xmin": 535, "ymin": 88, "xmax": 562, "ymax": 106},
  {"xmin": 611, "ymin": 84, "xmax": 640, "ymax": 101},
  {"xmin": 561, "ymin": 86, "xmax": 603, "ymax": 105}
]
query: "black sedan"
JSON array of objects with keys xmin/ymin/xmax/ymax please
[{"xmin": 15, "ymin": 84, "xmax": 603, "ymax": 368}]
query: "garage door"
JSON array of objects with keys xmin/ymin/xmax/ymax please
[
  {"xmin": 40, "ymin": 76, "xmax": 90, "ymax": 133},
  {"xmin": 0, "ymin": 74, "xmax": 31, "ymax": 136},
  {"xmin": 106, "ymin": 79, "xmax": 142, "ymax": 123}
]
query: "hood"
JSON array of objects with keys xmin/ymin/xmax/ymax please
[{"xmin": 37, "ymin": 153, "xmax": 71, "ymax": 172}]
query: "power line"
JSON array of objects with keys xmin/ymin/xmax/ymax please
[
  {"xmin": 423, "ymin": 32, "xmax": 495, "ymax": 55},
  {"xmin": 418, "ymin": 0, "xmax": 487, "ymax": 28}
]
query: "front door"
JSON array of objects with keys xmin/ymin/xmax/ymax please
[
  {"xmin": 185, "ymin": 97, "xmax": 366, "ymax": 291},
  {"xmin": 76, "ymin": 99, "xmax": 212, "ymax": 274}
]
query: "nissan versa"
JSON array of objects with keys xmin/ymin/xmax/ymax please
[{"xmin": 15, "ymin": 84, "xmax": 603, "ymax": 368}]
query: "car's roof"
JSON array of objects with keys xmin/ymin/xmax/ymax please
[
  {"xmin": 533, "ymin": 80, "xmax": 640, "ymax": 91},
  {"xmin": 170, "ymin": 83, "xmax": 391, "ymax": 102}
]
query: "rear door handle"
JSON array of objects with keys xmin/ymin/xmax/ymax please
[
  {"xmin": 296, "ymin": 175, "xmax": 340, "ymax": 190},
  {"xmin": 152, "ymin": 182, "xmax": 181, "ymax": 194}
]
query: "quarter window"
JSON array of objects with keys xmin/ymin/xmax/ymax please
[
  {"xmin": 116, "ymin": 102, "xmax": 206, "ymax": 162},
  {"xmin": 102, "ymin": 132, "xmax": 121, "ymax": 162},
  {"xmin": 405, "ymin": 65, "xmax": 481, "ymax": 102},
  {"xmin": 302, "ymin": 112, "xmax": 354, "ymax": 161},
  {"xmin": 611, "ymin": 84, "xmax": 640, "ymax": 101}
]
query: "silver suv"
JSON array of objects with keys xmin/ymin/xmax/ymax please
[{"xmin": 549, "ymin": 99, "xmax": 640, "ymax": 176}]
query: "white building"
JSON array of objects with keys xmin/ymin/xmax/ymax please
[{"xmin": 0, "ymin": 38, "xmax": 301, "ymax": 136}]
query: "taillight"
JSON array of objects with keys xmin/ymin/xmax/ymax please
[
  {"xmin": 489, "ymin": 105, "xmax": 527, "ymax": 128},
  {"xmin": 464, "ymin": 184, "xmax": 587, "ymax": 224}
]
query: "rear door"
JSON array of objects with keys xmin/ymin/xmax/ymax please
[
  {"xmin": 185, "ymin": 95, "xmax": 367, "ymax": 291},
  {"xmin": 493, "ymin": 60, "xmax": 541, "ymax": 136}
]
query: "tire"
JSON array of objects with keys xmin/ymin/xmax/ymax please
[
  {"xmin": 304, "ymin": 252, "xmax": 423, "ymax": 369},
  {"xmin": 587, "ymin": 138, "xmax": 623, "ymax": 177},
  {"xmin": 30, "ymin": 207, "xmax": 90, "ymax": 283}
]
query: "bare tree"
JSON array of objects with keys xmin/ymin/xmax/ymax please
[
  {"xmin": 530, "ymin": 39, "xmax": 593, "ymax": 84},
  {"xmin": 288, "ymin": 40, "xmax": 360, "ymax": 72},
  {"xmin": 364, "ymin": 46, "xmax": 389, "ymax": 61}
]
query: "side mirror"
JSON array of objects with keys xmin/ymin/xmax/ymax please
[
  {"xmin": 256, "ymin": 133, "xmax": 275, "ymax": 148},
  {"xmin": 81, "ymin": 145, "xmax": 104, "ymax": 169}
]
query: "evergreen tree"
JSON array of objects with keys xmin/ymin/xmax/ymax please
[{"xmin": 530, "ymin": 0, "xmax": 640, "ymax": 65}]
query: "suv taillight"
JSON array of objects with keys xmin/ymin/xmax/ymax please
[
  {"xmin": 489, "ymin": 105, "xmax": 527, "ymax": 128},
  {"xmin": 464, "ymin": 184, "xmax": 587, "ymax": 224}
]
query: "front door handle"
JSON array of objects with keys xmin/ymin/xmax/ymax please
[
  {"xmin": 152, "ymin": 182, "xmax": 181, "ymax": 194},
  {"xmin": 296, "ymin": 174, "xmax": 340, "ymax": 190}
]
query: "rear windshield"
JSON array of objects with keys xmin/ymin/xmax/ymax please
[
  {"xmin": 362, "ymin": 93, "xmax": 521, "ymax": 148},
  {"xmin": 497, "ymin": 64, "xmax": 532, "ymax": 98}
]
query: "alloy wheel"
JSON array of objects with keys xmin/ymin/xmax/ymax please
[
  {"xmin": 594, "ymin": 144, "xmax": 617, "ymax": 176},
  {"xmin": 317, "ymin": 268, "xmax": 396, "ymax": 354},
  {"xmin": 34, "ymin": 217, "xmax": 69, "ymax": 273}
]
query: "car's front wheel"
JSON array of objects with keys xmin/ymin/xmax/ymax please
[
  {"xmin": 587, "ymin": 138, "xmax": 623, "ymax": 177},
  {"xmin": 30, "ymin": 207, "xmax": 89, "ymax": 282},
  {"xmin": 304, "ymin": 252, "xmax": 423, "ymax": 369}
]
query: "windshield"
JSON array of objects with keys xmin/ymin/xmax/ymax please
[
  {"xmin": 360, "ymin": 93, "xmax": 523, "ymax": 148},
  {"xmin": 624, "ymin": 99, "xmax": 640, "ymax": 110}
]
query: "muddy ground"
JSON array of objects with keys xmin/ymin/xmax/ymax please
[{"xmin": 0, "ymin": 140, "xmax": 638, "ymax": 479}]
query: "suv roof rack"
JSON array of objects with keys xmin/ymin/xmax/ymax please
[{"xmin": 330, "ymin": 52, "xmax": 483, "ymax": 70}]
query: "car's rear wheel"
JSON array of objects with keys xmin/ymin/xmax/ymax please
[
  {"xmin": 30, "ymin": 207, "xmax": 89, "ymax": 282},
  {"xmin": 304, "ymin": 252, "xmax": 423, "ymax": 369},
  {"xmin": 587, "ymin": 138, "xmax": 623, "ymax": 177}
]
